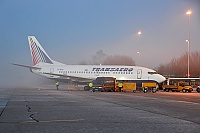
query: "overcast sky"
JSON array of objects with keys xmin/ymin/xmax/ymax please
[{"xmin": 0, "ymin": 0, "xmax": 199, "ymax": 87}]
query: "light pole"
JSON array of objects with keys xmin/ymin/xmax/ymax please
[
  {"xmin": 186, "ymin": 40, "xmax": 190, "ymax": 78},
  {"xmin": 137, "ymin": 51, "xmax": 140, "ymax": 66},
  {"xmin": 137, "ymin": 31, "xmax": 142, "ymax": 66},
  {"xmin": 186, "ymin": 9, "xmax": 192, "ymax": 78}
]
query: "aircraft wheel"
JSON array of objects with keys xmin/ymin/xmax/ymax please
[
  {"xmin": 143, "ymin": 87, "xmax": 148, "ymax": 93},
  {"xmin": 84, "ymin": 86, "xmax": 90, "ymax": 91},
  {"xmin": 152, "ymin": 88, "xmax": 156, "ymax": 93},
  {"xmin": 182, "ymin": 89, "xmax": 186, "ymax": 93},
  {"xmin": 143, "ymin": 89, "xmax": 147, "ymax": 93}
]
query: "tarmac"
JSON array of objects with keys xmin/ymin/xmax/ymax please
[{"xmin": 0, "ymin": 85, "xmax": 200, "ymax": 133}]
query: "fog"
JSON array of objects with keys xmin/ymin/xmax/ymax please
[{"xmin": 0, "ymin": 0, "xmax": 200, "ymax": 88}]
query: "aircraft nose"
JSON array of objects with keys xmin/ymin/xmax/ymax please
[{"xmin": 159, "ymin": 75, "xmax": 166, "ymax": 83}]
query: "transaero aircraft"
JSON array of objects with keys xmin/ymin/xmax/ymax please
[{"xmin": 13, "ymin": 36, "xmax": 166, "ymax": 85}]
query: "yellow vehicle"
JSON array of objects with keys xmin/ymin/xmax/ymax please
[
  {"xmin": 115, "ymin": 82, "xmax": 157, "ymax": 93},
  {"xmin": 142, "ymin": 82, "xmax": 157, "ymax": 93},
  {"xmin": 122, "ymin": 82, "xmax": 137, "ymax": 93},
  {"xmin": 162, "ymin": 82, "xmax": 193, "ymax": 92}
]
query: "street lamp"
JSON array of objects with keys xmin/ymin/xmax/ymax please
[
  {"xmin": 186, "ymin": 9, "xmax": 192, "ymax": 78},
  {"xmin": 138, "ymin": 31, "xmax": 142, "ymax": 38},
  {"xmin": 186, "ymin": 40, "xmax": 190, "ymax": 78},
  {"xmin": 137, "ymin": 52, "xmax": 140, "ymax": 66},
  {"xmin": 186, "ymin": 9, "xmax": 192, "ymax": 15}
]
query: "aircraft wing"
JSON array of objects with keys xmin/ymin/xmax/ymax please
[
  {"xmin": 44, "ymin": 72, "xmax": 94, "ymax": 82},
  {"xmin": 12, "ymin": 63, "xmax": 41, "ymax": 69}
]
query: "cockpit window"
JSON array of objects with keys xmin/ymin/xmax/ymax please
[{"xmin": 148, "ymin": 72, "xmax": 157, "ymax": 75}]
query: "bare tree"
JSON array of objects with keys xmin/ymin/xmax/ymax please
[
  {"xmin": 156, "ymin": 51, "xmax": 200, "ymax": 77},
  {"xmin": 79, "ymin": 61, "xmax": 88, "ymax": 65},
  {"xmin": 190, "ymin": 51, "xmax": 200, "ymax": 77},
  {"xmin": 79, "ymin": 50, "xmax": 135, "ymax": 66},
  {"xmin": 91, "ymin": 50, "xmax": 107, "ymax": 65},
  {"xmin": 103, "ymin": 55, "xmax": 135, "ymax": 66}
]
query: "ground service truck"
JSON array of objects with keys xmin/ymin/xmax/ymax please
[
  {"xmin": 122, "ymin": 82, "xmax": 137, "ymax": 93},
  {"xmin": 142, "ymin": 82, "xmax": 157, "ymax": 93},
  {"xmin": 91, "ymin": 77, "xmax": 116, "ymax": 92},
  {"xmin": 162, "ymin": 82, "xmax": 193, "ymax": 92},
  {"xmin": 119, "ymin": 82, "xmax": 157, "ymax": 93}
]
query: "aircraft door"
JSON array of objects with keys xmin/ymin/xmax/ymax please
[
  {"xmin": 50, "ymin": 68, "xmax": 54, "ymax": 77},
  {"xmin": 137, "ymin": 69, "xmax": 142, "ymax": 79}
]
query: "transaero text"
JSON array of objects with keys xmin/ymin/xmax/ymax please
[{"xmin": 92, "ymin": 68, "xmax": 133, "ymax": 72}]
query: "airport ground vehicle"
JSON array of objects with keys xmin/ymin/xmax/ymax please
[
  {"xmin": 162, "ymin": 82, "xmax": 193, "ymax": 92},
  {"xmin": 122, "ymin": 82, "xmax": 137, "ymax": 93},
  {"xmin": 91, "ymin": 77, "xmax": 116, "ymax": 92},
  {"xmin": 120, "ymin": 82, "xmax": 157, "ymax": 93},
  {"xmin": 142, "ymin": 82, "xmax": 157, "ymax": 93},
  {"xmin": 121, "ymin": 82, "xmax": 157, "ymax": 93}
]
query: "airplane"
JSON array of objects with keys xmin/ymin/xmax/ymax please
[{"xmin": 13, "ymin": 36, "xmax": 166, "ymax": 87}]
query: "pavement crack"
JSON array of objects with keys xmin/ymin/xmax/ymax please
[
  {"xmin": 30, "ymin": 113, "xmax": 39, "ymax": 122},
  {"xmin": 0, "ymin": 105, "xmax": 7, "ymax": 117},
  {"xmin": 26, "ymin": 105, "xmax": 31, "ymax": 112},
  {"xmin": 0, "ymin": 89, "xmax": 13, "ymax": 117},
  {"xmin": 26, "ymin": 105, "xmax": 39, "ymax": 122}
]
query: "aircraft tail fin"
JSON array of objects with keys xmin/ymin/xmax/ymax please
[{"xmin": 28, "ymin": 36, "xmax": 53, "ymax": 65}]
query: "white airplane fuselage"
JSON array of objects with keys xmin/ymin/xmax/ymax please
[{"xmin": 32, "ymin": 62, "xmax": 166, "ymax": 84}]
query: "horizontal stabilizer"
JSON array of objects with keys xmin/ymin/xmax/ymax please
[{"xmin": 12, "ymin": 63, "xmax": 41, "ymax": 70}]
